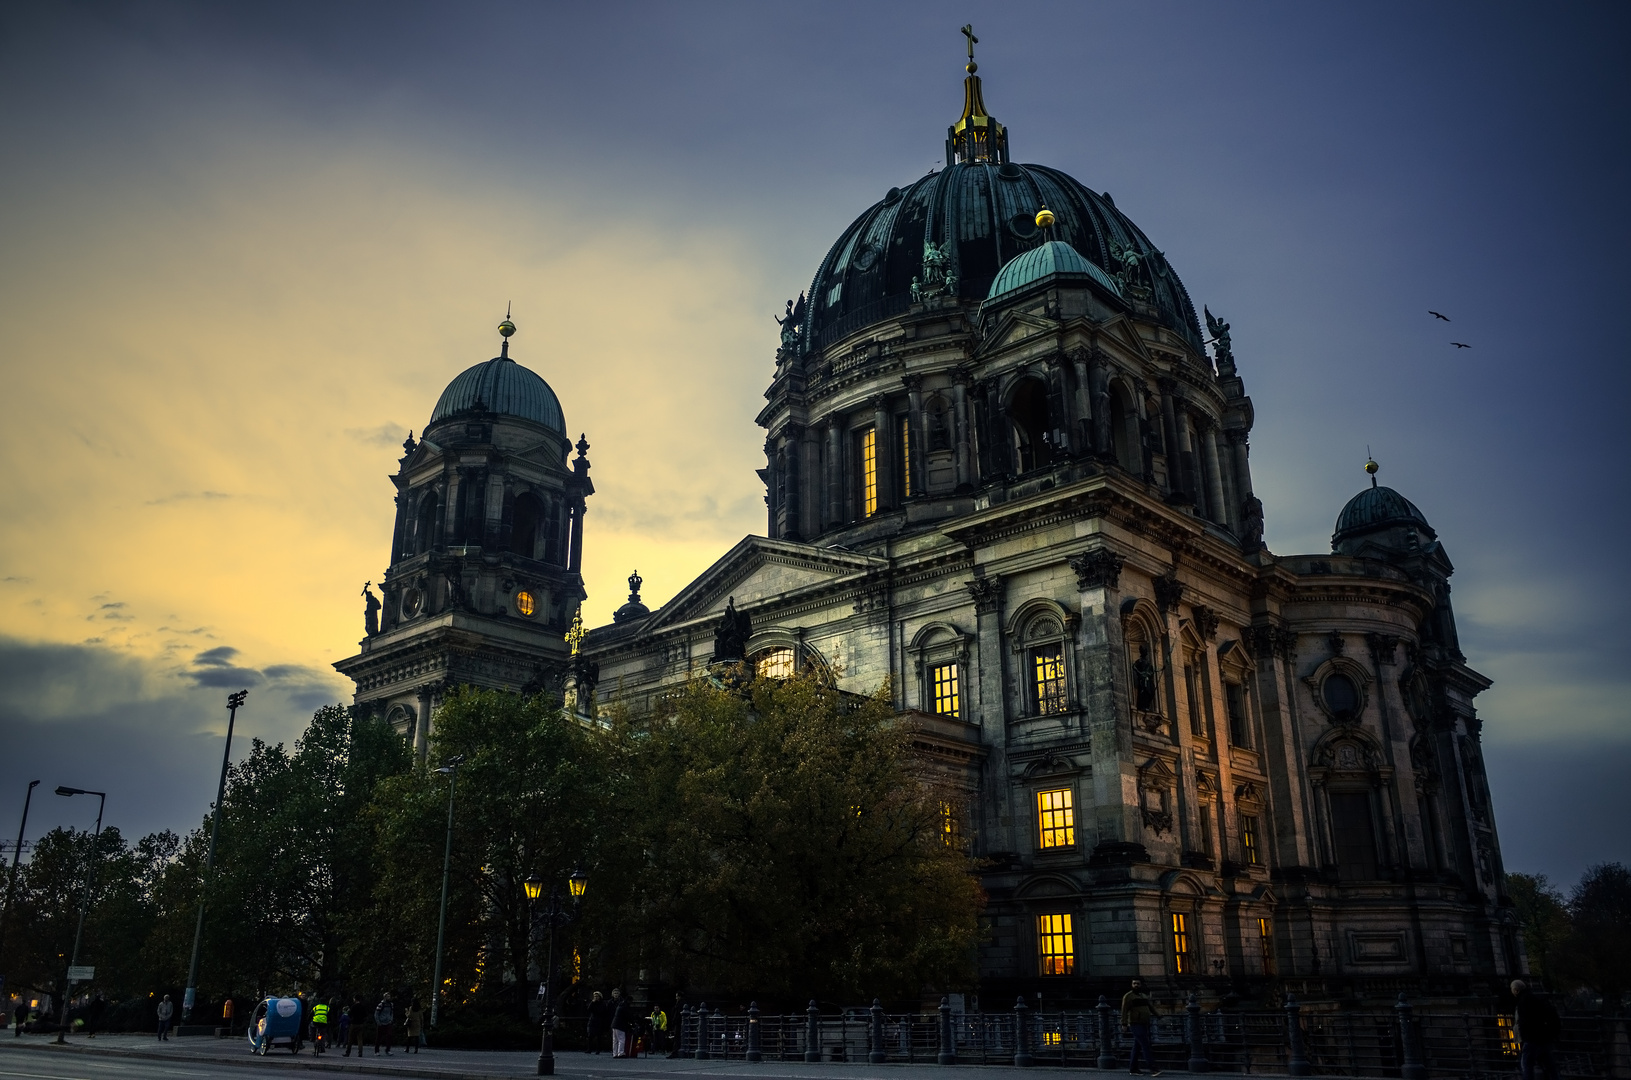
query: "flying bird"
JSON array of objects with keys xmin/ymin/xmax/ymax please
[
  {"xmin": 1451, "ymin": 342, "xmax": 1470, "ymax": 348},
  {"xmin": 1429, "ymin": 311, "xmax": 1450, "ymax": 321}
]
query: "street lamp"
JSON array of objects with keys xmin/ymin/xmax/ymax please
[
  {"xmin": 0, "ymin": 779, "xmax": 42, "ymax": 993},
  {"xmin": 53, "ymin": 785, "xmax": 106, "ymax": 1044},
  {"xmin": 184, "ymin": 689, "xmax": 247, "ymax": 1021},
  {"xmin": 533, "ymin": 867, "xmax": 588, "ymax": 1076},
  {"xmin": 429, "ymin": 755, "xmax": 465, "ymax": 1030}
]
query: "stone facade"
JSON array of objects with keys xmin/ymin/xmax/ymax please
[{"xmin": 337, "ymin": 62, "xmax": 1518, "ymax": 1002}]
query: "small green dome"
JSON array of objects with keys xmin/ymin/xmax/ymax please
[
  {"xmin": 1333, "ymin": 485, "xmax": 1435, "ymax": 552},
  {"xmin": 985, "ymin": 239, "xmax": 1123, "ymax": 304},
  {"xmin": 430, "ymin": 356, "xmax": 565, "ymax": 434}
]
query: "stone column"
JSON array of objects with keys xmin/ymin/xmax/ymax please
[
  {"xmin": 1158, "ymin": 378, "xmax": 1184, "ymax": 497},
  {"xmin": 568, "ymin": 498, "xmax": 586, "ymax": 572},
  {"xmin": 871, "ymin": 394, "xmax": 893, "ymax": 511},
  {"xmin": 825, "ymin": 416, "xmax": 844, "ymax": 527},
  {"xmin": 802, "ymin": 424, "xmax": 821, "ymax": 536},
  {"xmin": 1072, "ymin": 352, "xmax": 1093, "ymax": 455},
  {"xmin": 953, "ymin": 374, "xmax": 973, "ymax": 488},
  {"xmin": 1227, "ymin": 428, "xmax": 1254, "ymax": 504},
  {"xmin": 1202, "ymin": 422, "xmax": 1229, "ymax": 528},
  {"xmin": 764, "ymin": 437, "xmax": 780, "ymax": 537},
  {"xmin": 903, "ymin": 375, "xmax": 925, "ymax": 499},
  {"xmin": 415, "ymin": 683, "xmax": 435, "ymax": 765},
  {"xmin": 783, "ymin": 425, "xmax": 803, "ymax": 541}
]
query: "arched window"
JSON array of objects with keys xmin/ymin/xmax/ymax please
[
  {"xmin": 1109, "ymin": 383, "xmax": 1137, "ymax": 473},
  {"xmin": 754, "ymin": 647, "xmax": 795, "ymax": 680},
  {"xmin": 927, "ymin": 395, "xmax": 953, "ymax": 451},
  {"xmin": 1007, "ymin": 377, "xmax": 1053, "ymax": 473},
  {"xmin": 1025, "ymin": 614, "xmax": 1069, "ymax": 715},
  {"xmin": 511, "ymin": 492, "xmax": 543, "ymax": 559},
  {"xmin": 414, "ymin": 492, "xmax": 440, "ymax": 555}
]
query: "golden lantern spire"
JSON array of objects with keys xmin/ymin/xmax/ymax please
[
  {"xmin": 947, "ymin": 25, "xmax": 1009, "ymax": 166},
  {"xmin": 565, "ymin": 607, "xmax": 585, "ymax": 655}
]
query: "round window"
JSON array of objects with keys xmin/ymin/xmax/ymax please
[
  {"xmin": 400, "ymin": 588, "xmax": 423, "ymax": 618},
  {"xmin": 1322, "ymin": 673, "xmax": 1359, "ymax": 719},
  {"xmin": 515, "ymin": 590, "xmax": 537, "ymax": 618}
]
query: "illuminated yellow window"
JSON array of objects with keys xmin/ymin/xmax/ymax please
[
  {"xmin": 1171, "ymin": 912, "xmax": 1191, "ymax": 973},
  {"xmin": 1036, "ymin": 788, "xmax": 1075, "ymax": 849},
  {"xmin": 1033, "ymin": 645, "xmax": 1067, "ymax": 714},
  {"xmin": 932, "ymin": 663, "xmax": 960, "ymax": 717},
  {"xmin": 861, "ymin": 428, "xmax": 878, "ymax": 516},
  {"xmin": 756, "ymin": 647, "xmax": 795, "ymax": 679},
  {"xmin": 940, "ymin": 801, "xmax": 961, "ymax": 847},
  {"xmin": 1258, "ymin": 917, "xmax": 1275, "ymax": 975},
  {"xmin": 1496, "ymin": 1016, "xmax": 1519, "ymax": 1057},
  {"xmin": 901, "ymin": 417, "xmax": 912, "ymax": 497},
  {"xmin": 1242, "ymin": 814, "xmax": 1260, "ymax": 865},
  {"xmin": 1037, "ymin": 913, "xmax": 1075, "ymax": 975},
  {"xmin": 514, "ymin": 589, "xmax": 536, "ymax": 617}
]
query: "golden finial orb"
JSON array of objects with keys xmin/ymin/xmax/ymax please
[
  {"xmin": 1364, "ymin": 458, "xmax": 1379, "ymax": 476},
  {"xmin": 966, "ymin": 61, "xmax": 977, "ymax": 74},
  {"xmin": 498, "ymin": 319, "xmax": 516, "ymax": 338},
  {"xmin": 1035, "ymin": 207, "xmax": 1056, "ymax": 229}
]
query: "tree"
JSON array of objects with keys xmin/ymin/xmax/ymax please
[
  {"xmin": 593, "ymin": 673, "xmax": 983, "ymax": 1002},
  {"xmin": 1553, "ymin": 862, "xmax": 1631, "ymax": 1010},
  {"xmin": 1505, "ymin": 872, "xmax": 1571, "ymax": 989},
  {"xmin": 366, "ymin": 688, "xmax": 606, "ymax": 1019}
]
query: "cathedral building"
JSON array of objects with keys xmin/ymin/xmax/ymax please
[{"xmin": 339, "ymin": 48, "xmax": 1518, "ymax": 1001}]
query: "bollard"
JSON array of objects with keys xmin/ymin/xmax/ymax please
[
  {"xmin": 1097, "ymin": 994, "xmax": 1116, "ymax": 1070},
  {"xmin": 805, "ymin": 1000, "xmax": 821, "ymax": 1063},
  {"xmin": 938, "ymin": 996, "xmax": 958, "ymax": 1066},
  {"xmin": 1285, "ymin": 994, "xmax": 1309, "ymax": 1077},
  {"xmin": 1397, "ymin": 993, "xmax": 1427, "ymax": 1080},
  {"xmin": 746, "ymin": 1001, "xmax": 762, "ymax": 1063},
  {"xmin": 1187, "ymin": 992, "xmax": 1211, "ymax": 1073},
  {"xmin": 869, "ymin": 999, "xmax": 886, "ymax": 1064},
  {"xmin": 694, "ymin": 1003, "xmax": 709, "ymax": 1060},
  {"xmin": 1013, "ymin": 995, "xmax": 1034, "ymax": 1067}
]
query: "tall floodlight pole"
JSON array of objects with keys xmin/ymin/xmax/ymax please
[
  {"xmin": 430, "ymin": 755, "xmax": 465, "ymax": 1029},
  {"xmin": 0, "ymin": 779, "xmax": 42, "ymax": 988},
  {"xmin": 183, "ymin": 689, "xmax": 247, "ymax": 1022},
  {"xmin": 54, "ymin": 786, "xmax": 105, "ymax": 1043}
]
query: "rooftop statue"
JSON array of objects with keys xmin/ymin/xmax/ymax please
[
  {"xmin": 711, "ymin": 597, "xmax": 753, "ymax": 664},
  {"xmin": 1205, "ymin": 306, "xmax": 1235, "ymax": 372}
]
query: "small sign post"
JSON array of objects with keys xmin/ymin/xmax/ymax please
[{"xmin": 66, "ymin": 966, "xmax": 94, "ymax": 983}]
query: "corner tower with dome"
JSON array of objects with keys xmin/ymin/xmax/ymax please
[
  {"xmin": 577, "ymin": 41, "xmax": 1518, "ymax": 1003},
  {"xmin": 335, "ymin": 317, "xmax": 593, "ymax": 761}
]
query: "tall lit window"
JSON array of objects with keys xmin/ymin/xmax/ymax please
[
  {"xmin": 1241, "ymin": 814, "xmax": 1260, "ymax": 866},
  {"xmin": 901, "ymin": 417, "xmax": 913, "ymax": 497},
  {"xmin": 931, "ymin": 662, "xmax": 960, "ymax": 717},
  {"xmin": 756, "ymin": 647, "xmax": 795, "ymax": 679},
  {"xmin": 1258, "ymin": 917, "xmax": 1275, "ymax": 975},
  {"xmin": 861, "ymin": 428, "xmax": 878, "ymax": 516},
  {"xmin": 1171, "ymin": 912, "xmax": 1192, "ymax": 973},
  {"xmin": 1036, "ymin": 788, "xmax": 1075, "ymax": 849},
  {"xmin": 1033, "ymin": 645, "xmax": 1068, "ymax": 715},
  {"xmin": 940, "ymin": 801, "xmax": 961, "ymax": 848},
  {"xmin": 1037, "ymin": 914, "xmax": 1075, "ymax": 975}
]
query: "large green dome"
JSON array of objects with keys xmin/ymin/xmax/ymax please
[{"xmin": 799, "ymin": 161, "xmax": 1204, "ymax": 354}]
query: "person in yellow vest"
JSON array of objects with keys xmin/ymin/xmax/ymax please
[
  {"xmin": 310, "ymin": 999, "xmax": 330, "ymax": 1053},
  {"xmin": 648, "ymin": 1004, "xmax": 668, "ymax": 1056}
]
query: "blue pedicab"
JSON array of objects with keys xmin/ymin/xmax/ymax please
[{"xmin": 248, "ymin": 996, "xmax": 304, "ymax": 1055}]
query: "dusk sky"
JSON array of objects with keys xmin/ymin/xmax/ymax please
[{"xmin": 1, "ymin": 3, "xmax": 1627, "ymax": 888}]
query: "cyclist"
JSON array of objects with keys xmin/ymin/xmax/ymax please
[{"xmin": 310, "ymin": 999, "xmax": 330, "ymax": 1054}]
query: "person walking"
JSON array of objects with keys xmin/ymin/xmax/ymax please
[
  {"xmin": 586, "ymin": 991, "xmax": 610, "ymax": 1054},
  {"xmin": 402, "ymin": 999, "xmax": 422, "ymax": 1054},
  {"xmin": 610, "ymin": 988, "xmax": 632, "ymax": 1058},
  {"xmin": 337, "ymin": 1005, "xmax": 352, "ymax": 1056},
  {"xmin": 1120, "ymin": 979, "xmax": 1160, "ymax": 1076},
  {"xmin": 13, "ymin": 1001, "xmax": 25, "ymax": 1037},
  {"xmin": 155, "ymin": 994, "xmax": 175, "ymax": 1041},
  {"xmin": 1512, "ymin": 980, "xmax": 1561, "ymax": 1080},
  {"xmin": 373, "ymin": 993, "xmax": 395, "ymax": 1055},
  {"xmin": 222, "ymin": 997, "xmax": 235, "ymax": 1036}
]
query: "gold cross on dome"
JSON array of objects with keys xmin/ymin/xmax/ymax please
[
  {"xmin": 565, "ymin": 608, "xmax": 585, "ymax": 655},
  {"xmin": 961, "ymin": 24, "xmax": 978, "ymax": 61}
]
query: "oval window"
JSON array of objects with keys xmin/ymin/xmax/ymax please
[
  {"xmin": 1323, "ymin": 673, "xmax": 1359, "ymax": 719},
  {"xmin": 401, "ymin": 588, "xmax": 423, "ymax": 618},
  {"xmin": 515, "ymin": 590, "xmax": 537, "ymax": 618}
]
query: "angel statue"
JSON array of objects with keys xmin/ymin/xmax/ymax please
[{"xmin": 1205, "ymin": 306, "xmax": 1235, "ymax": 371}]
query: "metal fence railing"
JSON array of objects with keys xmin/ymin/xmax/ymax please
[{"xmin": 668, "ymin": 996, "xmax": 1628, "ymax": 1078}]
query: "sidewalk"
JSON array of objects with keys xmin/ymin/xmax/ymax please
[{"xmin": 0, "ymin": 1032, "xmax": 1221, "ymax": 1080}]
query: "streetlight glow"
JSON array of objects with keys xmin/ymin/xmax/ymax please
[
  {"xmin": 568, "ymin": 867, "xmax": 588, "ymax": 900},
  {"xmin": 523, "ymin": 875, "xmax": 544, "ymax": 902}
]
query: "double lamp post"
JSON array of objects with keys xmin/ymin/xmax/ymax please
[{"xmin": 523, "ymin": 867, "xmax": 587, "ymax": 1077}]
